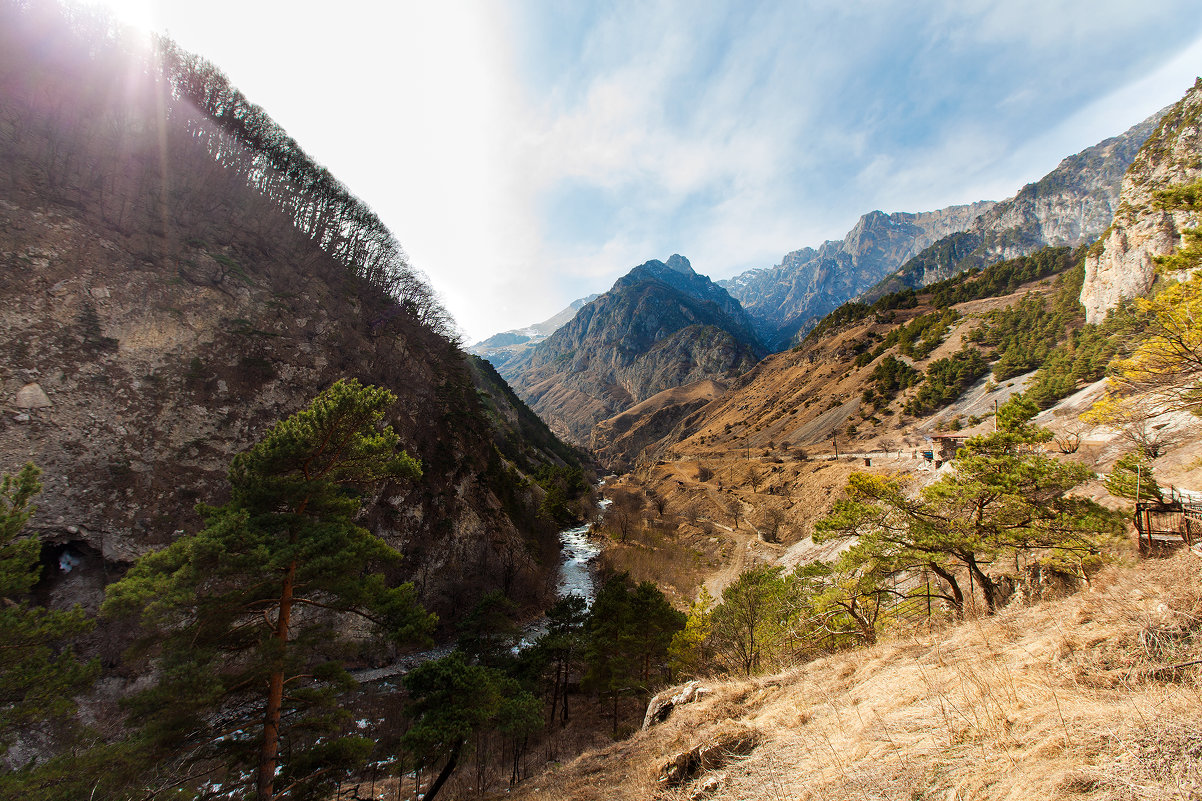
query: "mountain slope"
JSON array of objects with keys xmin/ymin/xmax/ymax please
[
  {"xmin": 499, "ymin": 554, "xmax": 1202, "ymax": 801},
  {"xmin": 721, "ymin": 202, "xmax": 994, "ymax": 349},
  {"xmin": 500, "ymin": 255, "xmax": 766, "ymax": 444},
  {"xmin": 872, "ymin": 110, "xmax": 1162, "ymax": 298},
  {"xmin": 0, "ymin": 4, "xmax": 578, "ymax": 631}
]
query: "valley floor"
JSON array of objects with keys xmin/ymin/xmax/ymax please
[{"xmin": 496, "ymin": 552, "xmax": 1202, "ymax": 801}]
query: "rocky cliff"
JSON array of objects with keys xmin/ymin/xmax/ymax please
[
  {"xmin": 500, "ymin": 256, "xmax": 765, "ymax": 444},
  {"xmin": 0, "ymin": 7, "xmax": 577, "ymax": 632},
  {"xmin": 1080, "ymin": 78, "xmax": 1202, "ymax": 322},
  {"xmin": 720, "ymin": 203, "xmax": 993, "ymax": 350},
  {"xmin": 875, "ymin": 111, "xmax": 1162, "ymax": 299}
]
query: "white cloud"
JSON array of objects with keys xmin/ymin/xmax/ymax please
[{"xmin": 104, "ymin": 1, "xmax": 1202, "ymax": 341}]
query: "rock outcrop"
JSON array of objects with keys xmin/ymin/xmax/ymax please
[
  {"xmin": 1081, "ymin": 78, "xmax": 1202, "ymax": 322},
  {"xmin": 644, "ymin": 680, "xmax": 713, "ymax": 728},
  {"xmin": 656, "ymin": 725, "xmax": 758, "ymax": 788}
]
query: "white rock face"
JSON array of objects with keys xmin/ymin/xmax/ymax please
[
  {"xmin": 1082, "ymin": 79, "xmax": 1202, "ymax": 323},
  {"xmin": 14, "ymin": 382, "xmax": 52, "ymax": 408}
]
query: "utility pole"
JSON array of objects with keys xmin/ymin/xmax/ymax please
[{"xmin": 832, "ymin": 434, "xmax": 839, "ymax": 458}]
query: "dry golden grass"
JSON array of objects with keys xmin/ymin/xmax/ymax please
[
  {"xmin": 597, "ymin": 518, "xmax": 717, "ymax": 605},
  {"xmin": 498, "ymin": 553, "xmax": 1202, "ymax": 801}
]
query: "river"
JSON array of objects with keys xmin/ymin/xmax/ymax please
[{"xmin": 351, "ymin": 505, "xmax": 606, "ymax": 683}]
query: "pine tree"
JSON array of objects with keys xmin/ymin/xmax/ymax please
[
  {"xmin": 816, "ymin": 413, "xmax": 1121, "ymax": 616},
  {"xmin": 535, "ymin": 594, "xmax": 588, "ymax": 726},
  {"xmin": 1105, "ymin": 451, "xmax": 1164, "ymax": 503},
  {"xmin": 401, "ymin": 652, "xmax": 541, "ymax": 801},
  {"xmin": 0, "ymin": 463, "xmax": 97, "ymax": 753},
  {"xmin": 103, "ymin": 379, "xmax": 435, "ymax": 800},
  {"xmin": 583, "ymin": 574, "xmax": 684, "ymax": 731}
]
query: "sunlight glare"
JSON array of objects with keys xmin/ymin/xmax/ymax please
[{"xmin": 78, "ymin": 0, "xmax": 155, "ymax": 34}]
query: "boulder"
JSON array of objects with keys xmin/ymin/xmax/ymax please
[
  {"xmin": 643, "ymin": 680, "xmax": 712, "ymax": 728},
  {"xmin": 691, "ymin": 772, "xmax": 727, "ymax": 799},
  {"xmin": 14, "ymin": 382, "xmax": 51, "ymax": 408},
  {"xmin": 657, "ymin": 727, "xmax": 758, "ymax": 787}
]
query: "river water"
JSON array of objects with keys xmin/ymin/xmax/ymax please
[
  {"xmin": 552, "ymin": 519, "xmax": 604, "ymax": 601},
  {"xmin": 352, "ymin": 507, "xmax": 606, "ymax": 682}
]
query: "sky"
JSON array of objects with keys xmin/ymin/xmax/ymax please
[{"xmin": 85, "ymin": 0, "xmax": 1202, "ymax": 343}]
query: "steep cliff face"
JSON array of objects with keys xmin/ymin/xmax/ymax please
[
  {"xmin": 721, "ymin": 203, "xmax": 994, "ymax": 350},
  {"xmin": 876, "ymin": 111, "xmax": 1162, "ymax": 298},
  {"xmin": 501, "ymin": 256, "xmax": 765, "ymax": 444},
  {"xmin": 0, "ymin": 8, "xmax": 576, "ymax": 629},
  {"xmin": 1081, "ymin": 79, "xmax": 1202, "ymax": 322}
]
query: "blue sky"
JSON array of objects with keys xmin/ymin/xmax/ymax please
[{"xmin": 88, "ymin": 1, "xmax": 1202, "ymax": 342}]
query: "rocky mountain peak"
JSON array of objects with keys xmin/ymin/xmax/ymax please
[
  {"xmin": 665, "ymin": 253, "xmax": 695, "ymax": 274},
  {"xmin": 498, "ymin": 254, "xmax": 765, "ymax": 444}
]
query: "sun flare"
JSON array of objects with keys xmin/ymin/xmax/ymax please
[{"xmin": 78, "ymin": 0, "xmax": 155, "ymax": 34}]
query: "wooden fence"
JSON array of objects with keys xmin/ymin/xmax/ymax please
[{"xmin": 1135, "ymin": 497, "xmax": 1202, "ymax": 555}]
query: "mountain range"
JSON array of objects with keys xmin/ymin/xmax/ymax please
[
  {"xmin": 718, "ymin": 202, "xmax": 994, "ymax": 349},
  {"xmin": 480, "ymin": 109, "xmax": 1164, "ymax": 451}
]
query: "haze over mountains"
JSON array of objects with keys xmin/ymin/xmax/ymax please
[{"xmin": 469, "ymin": 293, "xmax": 599, "ymax": 369}]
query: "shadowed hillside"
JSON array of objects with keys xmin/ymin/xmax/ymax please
[{"xmin": 0, "ymin": 1, "xmax": 582, "ymax": 632}]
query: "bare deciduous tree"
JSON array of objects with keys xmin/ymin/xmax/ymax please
[
  {"xmin": 753, "ymin": 502, "xmax": 787, "ymax": 543},
  {"xmin": 604, "ymin": 488, "xmax": 643, "ymax": 543},
  {"xmin": 724, "ymin": 495, "xmax": 743, "ymax": 530}
]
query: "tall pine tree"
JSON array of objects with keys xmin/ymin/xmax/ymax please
[{"xmin": 103, "ymin": 379, "xmax": 435, "ymax": 800}]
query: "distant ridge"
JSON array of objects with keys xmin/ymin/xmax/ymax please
[
  {"xmin": 866, "ymin": 109, "xmax": 1163, "ymax": 301},
  {"xmin": 720, "ymin": 109, "xmax": 1163, "ymax": 349},
  {"xmin": 720, "ymin": 202, "xmax": 993, "ymax": 350},
  {"xmin": 468, "ymin": 294, "xmax": 600, "ymax": 369}
]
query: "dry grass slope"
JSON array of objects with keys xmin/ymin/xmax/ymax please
[{"xmin": 500, "ymin": 554, "xmax": 1202, "ymax": 801}]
